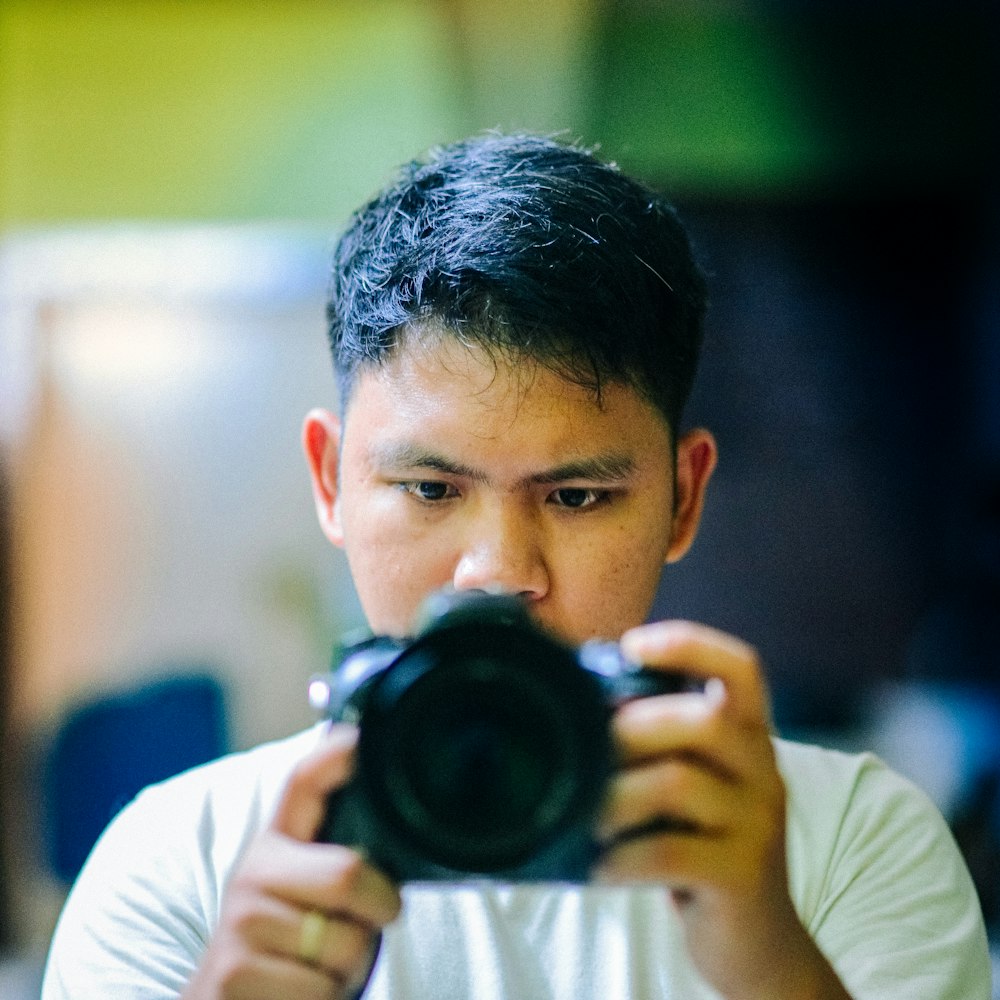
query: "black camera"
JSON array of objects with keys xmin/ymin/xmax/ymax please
[{"xmin": 309, "ymin": 590, "xmax": 695, "ymax": 882}]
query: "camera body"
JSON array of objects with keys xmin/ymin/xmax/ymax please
[{"xmin": 309, "ymin": 590, "xmax": 694, "ymax": 883}]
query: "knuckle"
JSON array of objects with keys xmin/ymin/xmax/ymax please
[
  {"xmin": 675, "ymin": 763, "xmax": 703, "ymax": 802},
  {"xmin": 228, "ymin": 902, "xmax": 265, "ymax": 941},
  {"xmin": 654, "ymin": 759, "xmax": 691, "ymax": 800},
  {"xmin": 287, "ymin": 755, "xmax": 327, "ymax": 798},
  {"xmin": 333, "ymin": 921, "xmax": 372, "ymax": 970},
  {"xmin": 326, "ymin": 845, "xmax": 369, "ymax": 895},
  {"xmin": 212, "ymin": 945, "xmax": 261, "ymax": 995}
]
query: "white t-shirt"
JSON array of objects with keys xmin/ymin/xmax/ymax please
[{"xmin": 41, "ymin": 725, "xmax": 991, "ymax": 999}]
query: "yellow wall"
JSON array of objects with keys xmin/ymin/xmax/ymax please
[{"xmin": 0, "ymin": 1, "xmax": 467, "ymax": 226}]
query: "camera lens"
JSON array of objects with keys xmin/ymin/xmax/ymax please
[
  {"xmin": 403, "ymin": 679, "xmax": 553, "ymax": 833},
  {"xmin": 355, "ymin": 623, "xmax": 610, "ymax": 874}
]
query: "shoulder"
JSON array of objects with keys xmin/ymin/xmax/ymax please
[
  {"xmin": 775, "ymin": 737, "xmax": 991, "ymax": 999},
  {"xmin": 775, "ymin": 736, "xmax": 924, "ymax": 814},
  {"xmin": 117, "ymin": 723, "xmax": 329, "ymax": 860},
  {"xmin": 158, "ymin": 721, "xmax": 329, "ymax": 792},
  {"xmin": 774, "ymin": 736, "xmax": 962, "ymax": 863},
  {"xmin": 78, "ymin": 722, "xmax": 328, "ymax": 886},
  {"xmin": 775, "ymin": 735, "xmax": 957, "ymax": 888},
  {"xmin": 65, "ymin": 723, "xmax": 330, "ymax": 927},
  {"xmin": 42, "ymin": 725, "xmax": 330, "ymax": 1000}
]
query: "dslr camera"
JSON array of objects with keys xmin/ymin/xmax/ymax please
[{"xmin": 309, "ymin": 589, "xmax": 695, "ymax": 882}]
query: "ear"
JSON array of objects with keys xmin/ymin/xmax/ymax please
[
  {"xmin": 665, "ymin": 428, "xmax": 717, "ymax": 564},
  {"xmin": 302, "ymin": 408, "xmax": 345, "ymax": 548}
]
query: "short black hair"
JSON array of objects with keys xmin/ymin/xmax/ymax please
[{"xmin": 326, "ymin": 132, "xmax": 707, "ymax": 435}]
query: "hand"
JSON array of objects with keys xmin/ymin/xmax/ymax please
[
  {"xmin": 182, "ymin": 726, "xmax": 401, "ymax": 1000},
  {"xmin": 596, "ymin": 621, "xmax": 850, "ymax": 1000}
]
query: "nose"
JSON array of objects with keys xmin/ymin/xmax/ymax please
[{"xmin": 451, "ymin": 501, "xmax": 549, "ymax": 601}]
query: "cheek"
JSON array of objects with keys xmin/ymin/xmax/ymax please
[
  {"xmin": 340, "ymin": 506, "xmax": 457, "ymax": 633},
  {"xmin": 588, "ymin": 510, "xmax": 672, "ymax": 577},
  {"xmin": 594, "ymin": 537, "xmax": 665, "ymax": 607},
  {"xmin": 553, "ymin": 521, "xmax": 671, "ymax": 638}
]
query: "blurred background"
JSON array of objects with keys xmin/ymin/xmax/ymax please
[{"xmin": 0, "ymin": 0, "xmax": 997, "ymax": 993}]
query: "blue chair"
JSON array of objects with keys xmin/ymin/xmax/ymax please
[{"xmin": 42, "ymin": 671, "xmax": 229, "ymax": 884}]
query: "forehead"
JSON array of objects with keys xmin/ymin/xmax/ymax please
[
  {"xmin": 347, "ymin": 324, "xmax": 643, "ymax": 413},
  {"xmin": 341, "ymin": 335, "xmax": 673, "ymax": 472},
  {"xmin": 342, "ymin": 322, "xmax": 644, "ymax": 412}
]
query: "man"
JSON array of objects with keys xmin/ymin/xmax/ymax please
[{"xmin": 42, "ymin": 134, "xmax": 990, "ymax": 999}]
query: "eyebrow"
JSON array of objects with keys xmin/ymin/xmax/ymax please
[{"xmin": 369, "ymin": 442, "xmax": 637, "ymax": 487}]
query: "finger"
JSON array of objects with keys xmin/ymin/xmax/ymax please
[
  {"xmin": 592, "ymin": 832, "xmax": 708, "ymax": 889},
  {"xmin": 294, "ymin": 910, "xmax": 381, "ymax": 996},
  {"xmin": 242, "ymin": 835, "xmax": 401, "ymax": 930},
  {"xmin": 596, "ymin": 757, "xmax": 739, "ymax": 844},
  {"xmin": 613, "ymin": 690, "xmax": 727, "ymax": 767},
  {"xmin": 621, "ymin": 620, "xmax": 772, "ymax": 727},
  {"xmin": 229, "ymin": 892, "xmax": 376, "ymax": 984},
  {"xmin": 271, "ymin": 725, "xmax": 358, "ymax": 842},
  {"xmin": 597, "ymin": 810, "xmax": 787, "ymax": 897},
  {"xmin": 202, "ymin": 947, "xmax": 344, "ymax": 1000},
  {"xmin": 314, "ymin": 920, "xmax": 380, "ymax": 996},
  {"xmin": 612, "ymin": 689, "xmax": 776, "ymax": 781},
  {"xmin": 594, "ymin": 817, "xmax": 758, "ymax": 889}
]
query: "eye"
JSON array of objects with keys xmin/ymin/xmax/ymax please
[
  {"xmin": 549, "ymin": 487, "xmax": 606, "ymax": 510},
  {"xmin": 400, "ymin": 481, "xmax": 457, "ymax": 503}
]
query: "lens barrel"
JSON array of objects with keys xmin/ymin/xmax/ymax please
[{"xmin": 350, "ymin": 619, "xmax": 611, "ymax": 876}]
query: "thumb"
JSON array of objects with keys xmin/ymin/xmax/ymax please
[{"xmin": 270, "ymin": 724, "xmax": 358, "ymax": 842}]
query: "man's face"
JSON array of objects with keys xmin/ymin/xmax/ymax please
[{"xmin": 304, "ymin": 334, "xmax": 715, "ymax": 645}]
